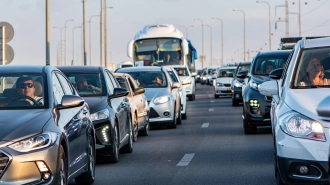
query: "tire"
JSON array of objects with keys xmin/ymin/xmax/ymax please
[
  {"xmin": 170, "ymin": 106, "xmax": 177, "ymax": 128},
  {"xmin": 276, "ymin": 165, "xmax": 286, "ymax": 185},
  {"xmin": 57, "ymin": 145, "xmax": 68, "ymax": 185},
  {"xmin": 75, "ymin": 134, "xmax": 96, "ymax": 185},
  {"xmin": 243, "ymin": 110, "xmax": 257, "ymax": 134},
  {"xmin": 132, "ymin": 113, "xmax": 138, "ymax": 142},
  {"xmin": 214, "ymin": 94, "xmax": 218, "ymax": 98},
  {"xmin": 188, "ymin": 95, "xmax": 193, "ymax": 101},
  {"xmin": 232, "ymin": 98, "xmax": 239, "ymax": 106},
  {"xmin": 177, "ymin": 107, "xmax": 182, "ymax": 125},
  {"xmin": 192, "ymin": 93, "xmax": 196, "ymax": 100},
  {"xmin": 109, "ymin": 123, "xmax": 119, "ymax": 163},
  {"xmin": 121, "ymin": 116, "xmax": 133, "ymax": 153},
  {"xmin": 182, "ymin": 113, "xmax": 187, "ymax": 119},
  {"xmin": 139, "ymin": 118, "xmax": 150, "ymax": 136}
]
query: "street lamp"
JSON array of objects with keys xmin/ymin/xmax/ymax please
[
  {"xmin": 193, "ymin": 18, "xmax": 204, "ymax": 68},
  {"xmin": 64, "ymin": 19, "xmax": 74, "ymax": 66},
  {"xmin": 203, "ymin": 24, "xmax": 212, "ymax": 66},
  {"xmin": 256, "ymin": 1, "xmax": 271, "ymax": 50},
  {"xmin": 179, "ymin": 25, "xmax": 194, "ymax": 38},
  {"xmin": 53, "ymin": 26, "xmax": 64, "ymax": 65},
  {"xmin": 72, "ymin": 26, "xmax": 81, "ymax": 66},
  {"xmin": 46, "ymin": 0, "xmax": 50, "ymax": 66},
  {"xmin": 233, "ymin": 9, "xmax": 246, "ymax": 61},
  {"xmin": 103, "ymin": 3, "xmax": 114, "ymax": 68},
  {"xmin": 212, "ymin": 17, "xmax": 224, "ymax": 65},
  {"xmin": 88, "ymin": 15, "xmax": 100, "ymax": 66}
]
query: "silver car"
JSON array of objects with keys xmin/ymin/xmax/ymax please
[
  {"xmin": 214, "ymin": 67, "xmax": 236, "ymax": 98},
  {"xmin": 116, "ymin": 67, "xmax": 182, "ymax": 128}
]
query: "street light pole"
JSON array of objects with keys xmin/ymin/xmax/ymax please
[
  {"xmin": 204, "ymin": 24, "xmax": 212, "ymax": 66},
  {"xmin": 100, "ymin": 0, "xmax": 103, "ymax": 66},
  {"xmin": 179, "ymin": 25, "xmax": 194, "ymax": 38},
  {"xmin": 72, "ymin": 26, "xmax": 81, "ymax": 66},
  {"xmin": 193, "ymin": 18, "xmax": 204, "ymax": 68},
  {"xmin": 46, "ymin": 0, "xmax": 50, "ymax": 66},
  {"xmin": 212, "ymin": 17, "xmax": 224, "ymax": 65},
  {"xmin": 257, "ymin": 0, "xmax": 271, "ymax": 50},
  {"xmin": 53, "ymin": 26, "xmax": 64, "ymax": 65},
  {"xmin": 89, "ymin": 15, "xmax": 100, "ymax": 66},
  {"xmin": 233, "ymin": 9, "xmax": 246, "ymax": 61},
  {"xmin": 82, "ymin": 0, "xmax": 87, "ymax": 66},
  {"xmin": 103, "ymin": 1, "xmax": 114, "ymax": 69},
  {"xmin": 64, "ymin": 19, "xmax": 74, "ymax": 66}
]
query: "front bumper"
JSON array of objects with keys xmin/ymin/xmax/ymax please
[
  {"xmin": 215, "ymin": 86, "xmax": 232, "ymax": 95},
  {"xmin": 232, "ymin": 86, "xmax": 243, "ymax": 101},
  {"xmin": 148, "ymin": 100, "xmax": 175, "ymax": 125},
  {"xmin": 93, "ymin": 119, "xmax": 114, "ymax": 155}
]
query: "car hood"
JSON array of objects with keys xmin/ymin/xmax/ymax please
[
  {"xmin": 286, "ymin": 89, "xmax": 330, "ymax": 124},
  {"xmin": 251, "ymin": 75, "xmax": 271, "ymax": 83},
  {"xmin": 83, "ymin": 96, "xmax": 108, "ymax": 113},
  {"xmin": 216, "ymin": 77, "xmax": 233, "ymax": 84},
  {"xmin": 179, "ymin": 76, "xmax": 192, "ymax": 82},
  {"xmin": 144, "ymin": 88, "xmax": 169, "ymax": 101},
  {"xmin": 0, "ymin": 109, "xmax": 51, "ymax": 142}
]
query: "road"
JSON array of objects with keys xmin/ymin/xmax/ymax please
[{"xmin": 71, "ymin": 83, "xmax": 276, "ymax": 185}]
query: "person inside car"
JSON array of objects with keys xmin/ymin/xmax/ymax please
[
  {"xmin": 299, "ymin": 57, "xmax": 329, "ymax": 86},
  {"xmin": 16, "ymin": 76, "xmax": 43, "ymax": 105},
  {"xmin": 222, "ymin": 71, "xmax": 228, "ymax": 77},
  {"xmin": 264, "ymin": 62, "xmax": 274, "ymax": 74},
  {"xmin": 177, "ymin": 69, "xmax": 184, "ymax": 76},
  {"xmin": 153, "ymin": 75, "xmax": 163, "ymax": 86},
  {"xmin": 75, "ymin": 75, "xmax": 102, "ymax": 92}
]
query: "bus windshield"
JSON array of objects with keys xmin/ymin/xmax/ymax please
[{"xmin": 134, "ymin": 38, "xmax": 183, "ymax": 67}]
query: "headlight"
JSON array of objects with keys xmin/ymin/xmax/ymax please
[
  {"xmin": 279, "ymin": 111, "xmax": 326, "ymax": 142},
  {"xmin": 153, "ymin": 96, "xmax": 170, "ymax": 105},
  {"xmin": 90, "ymin": 109, "xmax": 109, "ymax": 121},
  {"xmin": 234, "ymin": 80, "xmax": 244, "ymax": 87},
  {"xmin": 8, "ymin": 132, "xmax": 58, "ymax": 152},
  {"xmin": 207, "ymin": 76, "xmax": 211, "ymax": 79},
  {"xmin": 250, "ymin": 80, "xmax": 260, "ymax": 90},
  {"xmin": 197, "ymin": 75, "xmax": 200, "ymax": 78},
  {"xmin": 202, "ymin": 77, "xmax": 207, "ymax": 80},
  {"xmin": 216, "ymin": 83, "xmax": 223, "ymax": 87}
]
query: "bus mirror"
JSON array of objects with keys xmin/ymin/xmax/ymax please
[
  {"xmin": 127, "ymin": 40, "xmax": 134, "ymax": 58},
  {"xmin": 181, "ymin": 39, "xmax": 189, "ymax": 56}
]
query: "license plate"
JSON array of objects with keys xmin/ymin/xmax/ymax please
[{"xmin": 227, "ymin": 87, "xmax": 231, "ymax": 90}]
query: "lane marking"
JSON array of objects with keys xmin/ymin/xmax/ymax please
[
  {"xmin": 201, "ymin": 123, "xmax": 209, "ymax": 128},
  {"xmin": 210, "ymin": 100, "xmax": 214, "ymax": 103},
  {"xmin": 209, "ymin": 108, "xmax": 214, "ymax": 111},
  {"xmin": 177, "ymin": 153, "xmax": 195, "ymax": 166},
  {"xmin": 208, "ymin": 95, "xmax": 212, "ymax": 98}
]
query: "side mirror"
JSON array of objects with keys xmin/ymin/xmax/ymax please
[
  {"xmin": 258, "ymin": 81, "xmax": 278, "ymax": 96},
  {"xmin": 212, "ymin": 74, "xmax": 217, "ymax": 79},
  {"xmin": 172, "ymin": 82, "xmax": 181, "ymax": 89},
  {"xmin": 134, "ymin": 87, "xmax": 145, "ymax": 95},
  {"xmin": 191, "ymin": 72, "xmax": 197, "ymax": 77},
  {"xmin": 127, "ymin": 40, "xmax": 134, "ymax": 58},
  {"xmin": 182, "ymin": 80, "xmax": 191, "ymax": 85},
  {"xmin": 236, "ymin": 70, "xmax": 248, "ymax": 79},
  {"xmin": 109, "ymin": 88, "xmax": 129, "ymax": 100},
  {"xmin": 228, "ymin": 73, "xmax": 233, "ymax": 77},
  {"xmin": 58, "ymin": 95, "xmax": 84, "ymax": 109},
  {"xmin": 317, "ymin": 96, "xmax": 330, "ymax": 118},
  {"xmin": 181, "ymin": 38, "xmax": 189, "ymax": 56},
  {"xmin": 269, "ymin": 68, "xmax": 284, "ymax": 80}
]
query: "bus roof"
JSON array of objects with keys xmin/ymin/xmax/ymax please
[{"xmin": 134, "ymin": 24, "xmax": 184, "ymax": 40}]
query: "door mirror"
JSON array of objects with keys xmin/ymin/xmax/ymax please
[
  {"xmin": 127, "ymin": 40, "xmax": 134, "ymax": 58},
  {"xmin": 317, "ymin": 96, "xmax": 330, "ymax": 118},
  {"xmin": 134, "ymin": 87, "xmax": 145, "ymax": 95},
  {"xmin": 191, "ymin": 72, "xmax": 197, "ymax": 77},
  {"xmin": 58, "ymin": 95, "xmax": 84, "ymax": 109},
  {"xmin": 172, "ymin": 82, "xmax": 181, "ymax": 89},
  {"xmin": 269, "ymin": 68, "xmax": 284, "ymax": 80},
  {"xmin": 258, "ymin": 81, "xmax": 278, "ymax": 96},
  {"xmin": 236, "ymin": 70, "xmax": 248, "ymax": 79},
  {"xmin": 109, "ymin": 88, "xmax": 129, "ymax": 100},
  {"xmin": 181, "ymin": 39, "xmax": 189, "ymax": 56}
]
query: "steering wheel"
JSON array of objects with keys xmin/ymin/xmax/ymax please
[{"xmin": 8, "ymin": 95, "xmax": 38, "ymax": 106}]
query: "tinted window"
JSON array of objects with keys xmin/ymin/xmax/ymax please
[
  {"xmin": 236, "ymin": 64, "xmax": 251, "ymax": 74},
  {"xmin": 217, "ymin": 69, "xmax": 236, "ymax": 77},
  {"xmin": 123, "ymin": 71, "xmax": 167, "ymax": 88},
  {"xmin": 104, "ymin": 72, "xmax": 115, "ymax": 94},
  {"xmin": 107, "ymin": 71, "xmax": 119, "ymax": 88},
  {"xmin": 252, "ymin": 54, "xmax": 290, "ymax": 75},
  {"xmin": 116, "ymin": 77, "xmax": 128, "ymax": 89},
  {"xmin": 173, "ymin": 68, "xmax": 189, "ymax": 76},
  {"xmin": 56, "ymin": 73, "xmax": 74, "ymax": 95},
  {"xmin": 52, "ymin": 73, "xmax": 65, "ymax": 105}
]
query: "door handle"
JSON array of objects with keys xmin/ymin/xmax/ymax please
[{"xmin": 72, "ymin": 117, "xmax": 81, "ymax": 122}]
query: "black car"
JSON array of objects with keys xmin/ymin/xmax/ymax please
[
  {"xmin": 0, "ymin": 66, "xmax": 95, "ymax": 184},
  {"xmin": 238, "ymin": 50, "xmax": 291, "ymax": 134},
  {"xmin": 57, "ymin": 66, "xmax": 133, "ymax": 163},
  {"xmin": 231, "ymin": 62, "xmax": 251, "ymax": 106},
  {"xmin": 195, "ymin": 69, "xmax": 203, "ymax": 83}
]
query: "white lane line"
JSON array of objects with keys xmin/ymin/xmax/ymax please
[
  {"xmin": 209, "ymin": 108, "xmax": 214, "ymax": 111},
  {"xmin": 208, "ymin": 95, "xmax": 212, "ymax": 98},
  {"xmin": 210, "ymin": 100, "xmax": 214, "ymax": 103},
  {"xmin": 177, "ymin": 153, "xmax": 195, "ymax": 166},
  {"xmin": 201, "ymin": 123, "xmax": 209, "ymax": 128}
]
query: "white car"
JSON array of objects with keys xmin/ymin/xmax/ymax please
[
  {"xmin": 214, "ymin": 67, "xmax": 236, "ymax": 98},
  {"xmin": 259, "ymin": 37, "xmax": 330, "ymax": 185}
]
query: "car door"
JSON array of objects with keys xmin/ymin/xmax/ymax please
[
  {"xmin": 52, "ymin": 72, "xmax": 86, "ymax": 175},
  {"xmin": 128, "ymin": 76, "xmax": 146, "ymax": 129}
]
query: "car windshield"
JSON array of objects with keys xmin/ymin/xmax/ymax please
[
  {"xmin": 294, "ymin": 47, "xmax": 330, "ymax": 88},
  {"xmin": 236, "ymin": 64, "xmax": 251, "ymax": 74},
  {"xmin": 252, "ymin": 54, "xmax": 290, "ymax": 75},
  {"xmin": 62, "ymin": 72, "xmax": 106, "ymax": 97},
  {"xmin": 123, "ymin": 71, "xmax": 167, "ymax": 88},
  {"xmin": 0, "ymin": 73, "xmax": 47, "ymax": 109},
  {"xmin": 217, "ymin": 69, "xmax": 235, "ymax": 77},
  {"xmin": 173, "ymin": 68, "xmax": 189, "ymax": 76},
  {"xmin": 208, "ymin": 69, "xmax": 216, "ymax": 75},
  {"xmin": 115, "ymin": 77, "xmax": 128, "ymax": 89}
]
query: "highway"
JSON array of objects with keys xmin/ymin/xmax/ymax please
[{"xmin": 71, "ymin": 83, "xmax": 276, "ymax": 185}]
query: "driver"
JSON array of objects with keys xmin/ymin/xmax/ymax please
[
  {"xmin": 16, "ymin": 76, "xmax": 43, "ymax": 105},
  {"xmin": 75, "ymin": 75, "xmax": 102, "ymax": 92}
]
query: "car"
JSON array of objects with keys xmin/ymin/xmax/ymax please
[
  {"xmin": 57, "ymin": 66, "xmax": 133, "ymax": 163},
  {"xmin": 114, "ymin": 73, "xmax": 150, "ymax": 142},
  {"xmin": 213, "ymin": 66, "xmax": 236, "ymax": 98},
  {"xmin": 169, "ymin": 65, "xmax": 195, "ymax": 101},
  {"xmin": 201, "ymin": 67, "xmax": 217, "ymax": 85},
  {"xmin": 195, "ymin": 69, "xmax": 203, "ymax": 83},
  {"xmin": 116, "ymin": 67, "xmax": 182, "ymax": 128},
  {"xmin": 237, "ymin": 50, "xmax": 291, "ymax": 134},
  {"xmin": 258, "ymin": 37, "xmax": 330, "ymax": 185},
  {"xmin": 231, "ymin": 62, "xmax": 251, "ymax": 106},
  {"xmin": 0, "ymin": 65, "xmax": 95, "ymax": 184},
  {"xmin": 163, "ymin": 66, "xmax": 188, "ymax": 119}
]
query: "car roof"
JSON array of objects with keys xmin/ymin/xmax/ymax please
[
  {"xmin": 0, "ymin": 65, "xmax": 46, "ymax": 73},
  {"xmin": 303, "ymin": 37, "xmax": 330, "ymax": 48},
  {"xmin": 256, "ymin": 50, "xmax": 291, "ymax": 57},
  {"xmin": 116, "ymin": 66, "xmax": 162, "ymax": 72},
  {"xmin": 218, "ymin": 66, "xmax": 237, "ymax": 70},
  {"xmin": 238, "ymin": 62, "xmax": 251, "ymax": 66},
  {"xmin": 162, "ymin": 65, "xmax": 187, "ymax": 69},
  {"xmin": 56, "ymin": 66, "xmax": 102, "ymax": 72}
]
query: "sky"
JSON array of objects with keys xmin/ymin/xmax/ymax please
[{"xmin": 1, "ymin": 0, "xmax": 329, "ymax": 70}]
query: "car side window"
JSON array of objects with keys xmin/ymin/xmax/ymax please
[
  {"xmin": 103, "ymin": 71, "xmax": 115, "ymax": 94},
  {"xmin": 52, "ymin": 73, "xmax": 65, "ymax": 105},
  {"xmin": 56, "ymin": 73, "xmax": 74, "ymax": 95},
  {"xmin": 281, "ymin": 49, "xmax": 295, "ymax": 87},
  {"xmin": 107, "ymin": 71, "xmax": 119, "ymax": 88},
  {"xmin": 128, "ymin": 77, "xmax": 137, "ymax": 90}
]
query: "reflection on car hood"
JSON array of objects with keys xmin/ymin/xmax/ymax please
[
  {"xmin": 144, "ymin": 88, "xmax": 169, "ymax": 101},
  {"xmin": 0, "ymin": 109, "xmax": 51, "ymax": 141},
  {"xmin": 252, "ymin": 75, "xmax": 271, "ymax": 83},
  {"xmin": 179, "ymin": 76, "xmax": 191, "ymax": 82},
  {"xmin": 216, "ymin": 77, "xmax": 233, "ymax": 84},
  {"xmin": 83, "ymin": 96, "xmax": 108, "ymax": 113},
  {"xmin": 287, "ymin": 89, "xmax": 330, "ymax": 123}
]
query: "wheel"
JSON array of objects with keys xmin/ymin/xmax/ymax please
[
  {"xmin": 132, "ymin": 113, "xmax": 138, "ymax": 142},
  {"xmin": 214, "ymin": 94, "xmax": 218, "ymax": 98},
  {"xmin": 192, "ymin": 93, "xmax": 196, "ymax": 100},
  {"xmin": 232, "ymin": 98, "xmax": 239, "ymax": 106},
  {"xmin": 109, "ymin": 123, "xmax": 119, "ymax": 163},
  {"xmin": 177, "ymin": 107, "xmax": 182, "ymax": 125},
  {"xmin": 139, "ymin": 118, "xmax": 150, "ymax": 136},
  {"xmin": 243, "ymin": 110, "xmax": 257, "ymax": 134},
  {"xmin": 182, "ymin": 113, "xmax": 187, "ymax": 119},
  {"xmin": 57, "ymin": 145, "xmax": 68, "ymax": 185},
  {"xmin": 276, "ymin": 164, "xmax": 286, "ymax": 185},
  {"xmin": 75, "ymin": 134, "xmax": 95, "ymax": 185},
  {"xmin": 121, "ymin": 115, "xmax": 133, "ymax": 153},
  {"xmin": 170, "ymin": 106, "xmax": 177, "ymax": 128},
  {"xmin": 188, "ymin": 95, "xmax": 193, "ymax": 101}
]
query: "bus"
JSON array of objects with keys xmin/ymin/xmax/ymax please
[{"xmin": 126, "ymin": 24, "xmax": 198, "ymax": 73}]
